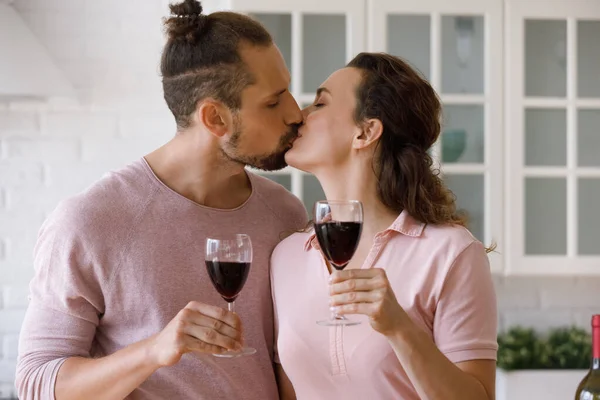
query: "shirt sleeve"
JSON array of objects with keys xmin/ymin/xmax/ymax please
[
  {"xmin": 15, "ymin": 206, "xmax": 105, "ymax": 400},
  {"xmin": 433, "ymin": 240, "xmax": 498, "ymax": 364}
]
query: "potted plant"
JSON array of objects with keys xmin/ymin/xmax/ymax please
[{"xmin": 496, "ymin": 326, "xmax": 591, "ymax": 400}]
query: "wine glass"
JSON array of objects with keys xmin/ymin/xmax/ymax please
[
  {"xmin": 205, "ymin": 234, "xmax": 256, "ymax": 357},
  {"xmin": 313, "ymin": 200, "xmax": 363, "ymax": 326}
]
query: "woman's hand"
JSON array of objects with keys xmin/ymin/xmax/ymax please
[{"xmin": 329, "ymin": 268, "xmax": 408, "ymax": 336}]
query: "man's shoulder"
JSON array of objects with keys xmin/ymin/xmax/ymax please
[
  {"xmin": 250, "ymin": 172, "xmax": 308, "ymax": 227},
  {"xmin": 46, "ymin": 159, "xmax": 157, "ymax": 237},
  {"xmin": 250, "ymin": 172, "xmax": 295, "ymax": 199}
]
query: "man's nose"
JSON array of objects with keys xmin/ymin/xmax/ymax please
[{"xmin": 287, "ymin": 99, "xmax": 304, "ymax": 126}]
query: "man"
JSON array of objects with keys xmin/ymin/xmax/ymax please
[{"xmin": 15, "ymin": 1, "xmax": 307, "ymax": 399}]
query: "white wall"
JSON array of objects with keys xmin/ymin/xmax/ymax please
[{"xmin": 0, "ymin": 0, "xmax": 599, "ymax": 397}]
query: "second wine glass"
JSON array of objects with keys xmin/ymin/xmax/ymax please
[{"xmin": 313, "ymin": 200, "xmax": 363, "ymax": 326}]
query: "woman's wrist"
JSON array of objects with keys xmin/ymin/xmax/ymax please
[{"xmin": 384, "ymin": 311, "xmax": 417, "ymax": 343}]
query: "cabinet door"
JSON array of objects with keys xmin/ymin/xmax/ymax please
[
  {"xmin": 229, "ymin": 0, "xmax": 365, "ymax": 213},
  {"xmin": 506, "ymin": 0, "xmax": 600, "ymax": 274},
  {"xmin": 368, "ymin": 0, "xmax": 504, "ymax": 272}
]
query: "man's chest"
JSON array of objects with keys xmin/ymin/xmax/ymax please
[{"xmin": 99, "ymin": 236, "xmax": 275, "ymax": 346}]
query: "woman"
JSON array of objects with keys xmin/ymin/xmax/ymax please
[{"xmin": 270, "ymin": 52, "xmax": 498, "ymax": 400}]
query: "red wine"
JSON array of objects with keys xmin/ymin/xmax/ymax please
[
  {"xmin": 314, "ymin": 221, "xmax": 362, "ymax": 269},
  {"xmin": 575, "ymin": 314, "xmax": 600, "ymax": 399},
  {"xmin": 205, "ymin": 261, "xmax": 251, "ymax": 302}
]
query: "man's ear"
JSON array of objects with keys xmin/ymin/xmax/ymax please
[
  {"xmin": 198, "ymin": 100, "xmax": 233, "ymax": 138},
  {"xmin": 353, "ymin": 118, "xmax": 383, "ymax": 150}
]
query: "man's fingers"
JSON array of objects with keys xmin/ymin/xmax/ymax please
[
  {"xmin": 184, "ymin": 301, "xmax": 242, "ymax": 330},
  {"xmin": 184, "ymin": 325, "xmax": 242, "ymax": 351},
  {"xmin": 178, "ymin": 302, "xmax": 244, "ymax": 352},
  {"xmin": 188, "ymin": 314, "xmax": 241, "ymax": 341},
  {"xmin": 183, "ymin": 335, "xmax": 227, "ymax": 355}
]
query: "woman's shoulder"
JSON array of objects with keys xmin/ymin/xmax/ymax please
[
  {"xmin": 416, "ymin": 222, "xmax": 491, "ymax": 275},
  {"xmin": 422, "ymin": 222, "xmax": 480, "ymax": 250},
  {"xmin": 273, "ymin": 230, "xmax": 314, "ymax": 258},
  {"xmin": 271, "ymin": 230, "xmax": 316, "ymax": 275}
]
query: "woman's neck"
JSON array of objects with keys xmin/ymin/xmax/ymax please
[{"xmin": 314, "ymin": 163, "xmax": 399, "ymax": 238}]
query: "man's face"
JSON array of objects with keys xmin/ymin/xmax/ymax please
[{"xmin": 220, "ymin": 43, "xmax": 303, "ymax": 171}]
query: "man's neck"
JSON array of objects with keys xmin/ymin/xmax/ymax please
[{"xmin": 144, "ymin": 132, "xmax": 252, "ymax": 209}]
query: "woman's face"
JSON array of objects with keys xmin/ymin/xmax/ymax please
[{"xmin": 284, "ymin": 67, "xmax": 363, "ymax": 174}]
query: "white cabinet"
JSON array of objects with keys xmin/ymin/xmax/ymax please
[
  {"xmin": 215, "ymin": 0, "xmax": 600, "ymax": 275},
  {"xmin": 505, "ymin": 0, "xmax": 600, "ymax": 275}
]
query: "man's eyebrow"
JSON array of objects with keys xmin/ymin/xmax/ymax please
[{"xmin": 267, "ymin": 88, "xmax": 287, "ymax": 98}]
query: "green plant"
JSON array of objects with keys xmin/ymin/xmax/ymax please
[
  {"xmin": 497, "ymin": 327, "xmax": 545, "ymax": 370},
  {"xmin": 546, "ymin": 327, "xmax": 592, "ymax": 369},
  {"xmin": 497, "ymin": 326, "xmax": 591, "ymax": 371}
]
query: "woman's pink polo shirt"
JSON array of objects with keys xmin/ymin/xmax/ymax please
[{"xmin": 270, "ymin": 211, "xmax": 498, "ymax": 400}]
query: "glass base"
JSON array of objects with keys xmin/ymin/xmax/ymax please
[
  {"xmin": 213, "ymin": 347, "xmax": 256, "ymax": 358},
  {"xmin": 316, "ymin": 316, "xmax": 361, "ymax": 327}
]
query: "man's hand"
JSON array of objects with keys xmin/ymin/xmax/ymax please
[{"xmin": 148, "ymin": 301, "xmax": 244, "ymax": 367}]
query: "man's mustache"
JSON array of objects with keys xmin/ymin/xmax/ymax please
[{"xmin": 283, "ymin": 123, "xmax": 302, "ymax": 143}]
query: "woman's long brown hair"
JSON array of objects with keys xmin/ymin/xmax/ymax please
[{"xmin": 347, "ymin": 52, "xmax": 495, "ymax": 252}]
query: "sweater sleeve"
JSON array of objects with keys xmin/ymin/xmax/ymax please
[{"xmin": 15, "ymin": 203, "xmax": 105, "ymax": 400}]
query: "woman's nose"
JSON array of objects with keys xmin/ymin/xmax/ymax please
[{"xmin": 301, "ymin": 105, "xmax": 312, "ymax": 119}]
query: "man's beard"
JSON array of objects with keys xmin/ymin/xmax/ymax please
[{"xmin": 221, "ymin": 119, "xmax": 300, "ymax": 171}]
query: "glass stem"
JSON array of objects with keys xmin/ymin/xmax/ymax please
[{"xmin": 228, "ymin": 301, "xmax": 235, "ymax": 314}]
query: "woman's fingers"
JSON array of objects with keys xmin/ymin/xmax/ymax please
[{"xmin": 330, "ymin": 289, "xmax": 385, "ymax": 306}]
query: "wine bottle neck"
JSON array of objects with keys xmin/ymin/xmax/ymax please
[
  {"xmin": 594, "ymin": 326, "xmax": 600, "ymax": 361},
  {"xmin": 593, "ymin": 358, "xmax": 600, "ymax": 371}
]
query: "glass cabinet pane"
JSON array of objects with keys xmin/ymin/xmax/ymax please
[
  {"xmin": 441, "ymin": 16, "xmax": 484, "ymax": 94},
  {"xmin": 444, "ymin": 174, "xmax": 484, "ymax": 241},
  {"xmin": 260, "ymin": 173, "xmax": 292, "ymax": 192},
  {"xmin": 578, "ymin": 178, "xmax": 600, "ymax": 255},
  {"xmin": 525, "ymin": 109, "xmax": 567, "ymax": 166},
  {"xmin": 578, "ymin": 21, "xmax": 600, "ymax": 98},
  {"xmin": 441, "ymin": 104, "xmax": 484, "ymax": 164},
  {"xmin": 302, "ymin": 14, "xmax": 346, "ymax": 93},
  {"xmin": 525, "ymin": 178, "xmax": 567, "ymax": 255},
  {"xmin": 302, "ymin": 174, "xmax": 326, "ymax": 214},
  {"xmin": 578, "ymin": 109, "xmax": 600, "ymax": 167},
  {"xmin": 250, "ymin": 14, "xmax": 292, "ymax": 75},
  {"xmin": 387, "ymin": 15, "xmax": 431, "ymax": 80},
  {"xmin": 525, "ymin": 20, "xmax": 567, "ymax": 97}
]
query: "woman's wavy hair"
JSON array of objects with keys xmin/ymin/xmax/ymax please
[{"xmin": 347, "ymin": 52, "xmax": 494, "ymax": 252}]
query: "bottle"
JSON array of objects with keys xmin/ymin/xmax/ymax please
[{"xmin": 575, "ymin": 314, "xmax": 600, "ymax": 399}]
